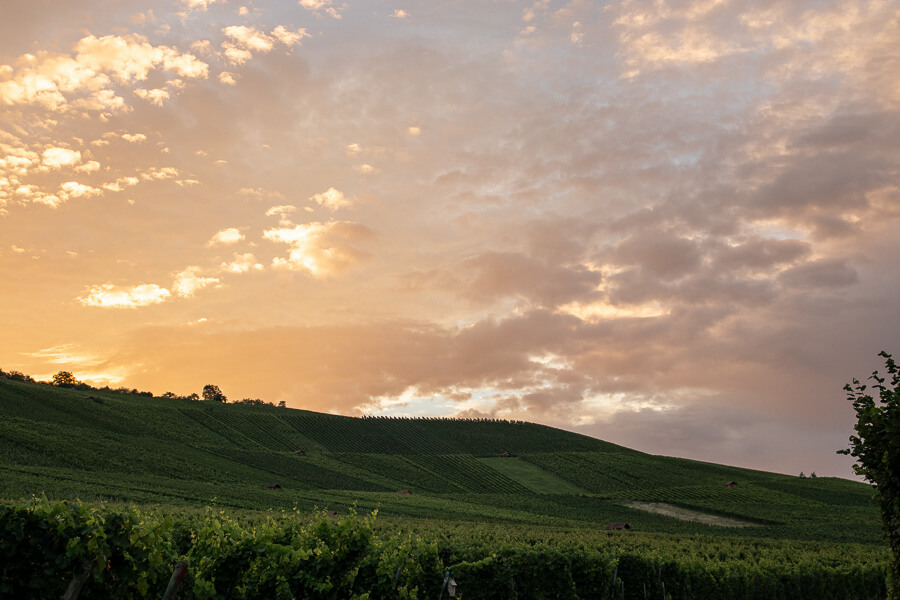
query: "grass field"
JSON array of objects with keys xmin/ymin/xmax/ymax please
[
  {"xmin": 0, "ymin": 377, "xmax": 884, "ymax": 545},
  {"xmin": 478, "ymin": 456, "xmax": 586, "ymax": 494}
]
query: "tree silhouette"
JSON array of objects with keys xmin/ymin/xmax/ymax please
[
  {"xmin": 52, "ymin": 371, "xmax": 78, "ymax": 388},
  {"xmin": 202, "ymin": 384, "xmax": 227, "ymax": 403},
  {"xmin": 839, "ymin": 351, "xmax": 900, "ymax": 599}
]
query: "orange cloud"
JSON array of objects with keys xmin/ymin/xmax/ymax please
[{"xmin": 265, "ymin": 220, "xmax": 374, "ymax": 276}]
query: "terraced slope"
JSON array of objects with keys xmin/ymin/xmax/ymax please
[{"xmin": 0, "ymin": 378, "xmax": 883, "ymax": 544}]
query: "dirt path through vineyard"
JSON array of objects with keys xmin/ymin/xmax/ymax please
[{"xmin": 622, "ymin": 501, "xmax": 758, "ymax": 527}]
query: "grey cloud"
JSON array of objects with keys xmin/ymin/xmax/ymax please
[
  {"xmin": 605, "ymin": 229, "xmax": 703, "ymax": 280},
  {"xmin": 524, "ymin": 216, "xmax": 598, "ymax": 264},
  {"xmin": 778, "ymin": 259, "xmax": 858, "ymax": 289},
  {"xmin": 711, "ymin": 237, "xmax": 810, "ymax": 271},
  {"xmin": 573, "ymin": 402, "xmax": 859, "ymax": 477},
  {"xmin": 793, "ymin": 111, "xmax": 883, "ymax": 149},
  {"xmin": 752, "ymin": 152, "xmax": 887, "ymax": 216},
  {"xmin": 459, "ymin": 251, "xmax": 602, "ymax": 307}
]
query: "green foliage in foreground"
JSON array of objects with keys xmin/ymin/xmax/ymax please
[
  {"xmin": 0, "ymin": 498, "xmax": 889, "ymax": 600},
  {"xmin": 840, "ymin": 351, "xmax": 900, "ymax": 599}
]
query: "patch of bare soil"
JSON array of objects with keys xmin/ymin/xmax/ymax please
[{"xmin": 621, "ymin": 501, "xmax": 758, "ymax": 527}]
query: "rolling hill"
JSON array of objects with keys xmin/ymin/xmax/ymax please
[{"xmin": 0, "ymin": 377, "xmax": 883, "ymax": 545}]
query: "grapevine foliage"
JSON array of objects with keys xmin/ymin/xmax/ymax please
[{"xmin": 0, "ymin": 498, "xmax": 889, "ymax": 599}]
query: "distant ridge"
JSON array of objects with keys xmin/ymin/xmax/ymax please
[{"xmin": 0, "ymin": 377, "xmax": 883, "ymax": 544}]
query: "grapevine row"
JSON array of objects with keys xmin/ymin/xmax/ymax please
[{"xmin": 0, "ymin": 498, "xmax": 888, "ymax": 600}]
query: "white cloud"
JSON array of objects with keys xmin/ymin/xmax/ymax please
[
  {"xmin": 310, "ymin": 187, "xmax": 352, "ymax": 210},
  {"xmin": 41, "ymin": 147, "xmax": 81, "ymax": 169},
  {"xmin": 408, "ymin": 126, "xmax": 421, "ymax": 136},
  {"xmin": 223, "ymin": 47, "xmax": 253, "ymax": 65},
  {"xmin": 74, "ymin": 34, "xmax": 208, "ymax": 82},
  {"xmin": 181, "ymin": 0, "xmax": 223, "ymax": 10},
  {"xmin": 355, "ymin": 164, "xmax": 376, "ymax": 175},
  {"xmin": 78, "ymin": 266, "xmax": 218, "ymax": 309},
  {"xmin": 191, "ymin": 40, "xmax": 212, "ymax": 54},
  {"xmin": 222, "ymin": 252, "xmax": 265, "ymax": 273},
  {"xmin": 102, "ymin": 176, "xmax": 139, "ymax": 192},
  {"xmin": 78, "ymin": 283, "xmax": 171, "ymax": 308},
  {"xmin": 75, "ymin": 160, "xmax": 100, "ymax": 173},
  {"xmin": 59, "ymin": 181, "xmax": 101, "ymax": 200},
  {"xmin": 219, "ymin": 71, "xmax": 237, "ymax": 85},
  {"xmin": 0, "ymin": 34, "xmax": 208, "ymax": 113},
  {"xmin": 30, "ymin": 192, "xmax": 63, "ymax": 208},
  {"xmin": 221, "ymin": 25, "xmax": 309, "ymax": 66},
  {"xmin": 240, "ymin": 187, "xmax": 286, "ymax": 201},
  {"xmin": 207, "ymin": 227, "xmax": 245, "ymax": 246},
  {"xmin": 172, "ymin": 267, "xmax": 220, "ymax": 296},
  {"xmin": 264, "ymin": 220, "xmax": 373, "ymax": 276},
  {"xmin": 571, "ymin": 21, "xmax": 584, "ymax": 46},
  {"xmin": 141, "ymin": 167, "xmax": 179, "ymax": 180},
  {"xmin": 265, "ymin": 204, "xmax": 297, "ymax": 225},
  {"xmin": 223, "ymin": 26, "xmax": 275, "ymax": 53},
  {"xmin": 121, "ymin": 133, "xmax": 147, "ymax": 142},
  {"xmin": 271, "ymin": 25, "xmax": 311, "ymax": 47},
  {"xmin": 134, "ymin": 87, "xmax": 170, "ymax": 106},
  {"xmin": 391, "ymin": 9, "xmax": 410, "ymax": 19},
  {"xmin": 0, "ymin": 145, "xmax": 40, "ymax": 176},
  {"xmin": 299, "ymin": 0, "xmax": 344, "ymax": 19}
]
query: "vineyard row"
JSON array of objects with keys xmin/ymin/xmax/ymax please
[{"xmin": 0, "ymin": 498, "xmax": 888, "ymax": 600}]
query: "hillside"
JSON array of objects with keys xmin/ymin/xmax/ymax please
[{"xmin": 0, "ymin": 378, "xmax": 883, "ymax": 545}]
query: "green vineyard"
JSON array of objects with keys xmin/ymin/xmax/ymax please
[
  {"xmin": 0, "ymin": 377, "xmax": 891, "ymax": 598},
  {"xmin": 0, "ymin": 498, "xmax": 889, "ymax": 599}
]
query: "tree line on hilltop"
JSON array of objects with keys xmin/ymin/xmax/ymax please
[
  {"xmin": 0, "ymin": 367, "xmax": 285, "ymax": 407},
  {"xmin": 3, "ymin": 367, "xmax": 520, "ymax": 424}
]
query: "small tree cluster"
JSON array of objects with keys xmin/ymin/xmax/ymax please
[
  {"xmin": 51, "ymin": 371, "xmax": 79, "ymax": 388},
  {"xmin": 162, "ymin": 391, "xmax": 201, "ymax": 401},
  {"xmin": 235, "ymin": 398, "xmax": 272, "ymax": 406},
  {"xmin": 0, "ymin": 368, "xmax": 35, "ymax": 383},
  {"xmin": 202, "ymin": 384, "xmax": 228, "ymax": 403},
  {"xmin": 3, "ymin": 368, "xmax": 282, "ymax": 409}
]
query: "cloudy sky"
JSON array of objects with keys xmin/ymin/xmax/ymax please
[{"xmin": 2, "ymin": 0, "xmax": 898, "ymax": 478}]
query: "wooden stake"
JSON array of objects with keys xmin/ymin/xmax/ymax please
[
  {"xmin": 161, "ymin": 560, "xmax": 189, "ymax": 600},
  {"xmin": 63, "ymin": 559, "xmax": 93, "ymax": 600}
]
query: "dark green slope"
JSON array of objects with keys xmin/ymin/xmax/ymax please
[{"xmin": 0, "ymin": 378, "xmax": 883, "ymax": 544}]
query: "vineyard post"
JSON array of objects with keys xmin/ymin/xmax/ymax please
[
  {"xmin": 161, "ymin": 560, "xmax": 188, "ymax": 600},
  {"xmin": 438, "ymin": 570, "xmax": 450, "ymax": 600},
  {"xmin": 62, "ymin": 559, "xmax": 93, "ymax": 600}
]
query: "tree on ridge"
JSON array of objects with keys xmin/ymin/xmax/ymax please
[{"xmin": 202, "ymin": 384, "xmax": 227, "ymax": 403}]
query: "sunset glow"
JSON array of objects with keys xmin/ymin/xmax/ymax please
[{"xmin": 2, "ymin": 0, "xmax": 899, "ymax": 477}]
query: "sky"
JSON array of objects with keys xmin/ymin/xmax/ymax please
[{"xmin": 1, "ymin": 0, "xmax": 899, "ymax": 479}]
